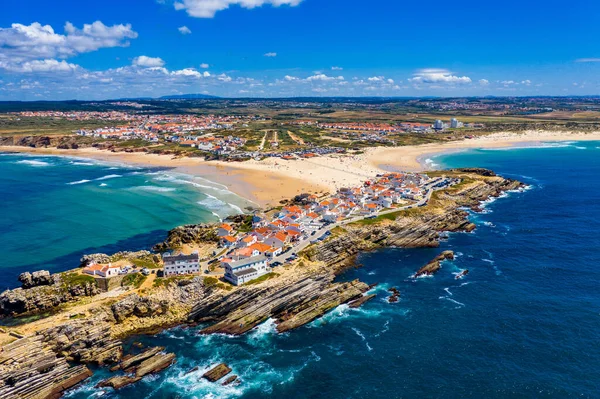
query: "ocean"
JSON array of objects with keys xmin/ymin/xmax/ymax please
[
  {"xmin": 5, "ymin": 141, "xmax": 600, "ymax": 398},
  {"xmin": 0, "ymin": 153, "xmax": 251, "ymax": 289}
]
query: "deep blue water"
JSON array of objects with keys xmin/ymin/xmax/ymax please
[
  {"xmin": 21, "ymin": 142, "xmax": 600, "ymax": 398},
  {"xmin": 0, "ymin": 153, "xmax": 249, "ymax": 288}
]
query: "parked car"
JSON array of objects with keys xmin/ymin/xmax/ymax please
[{"xmin": 141, "ymin": 268, "xmax": 150, "ymax": 276}]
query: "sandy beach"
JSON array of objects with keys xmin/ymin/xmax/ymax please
[{"xmin": 3, "ymin": 130, "xmax": 600, "ymax": 208}]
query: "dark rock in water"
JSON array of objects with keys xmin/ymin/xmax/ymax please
[
  {"xmin": 133, "ymin": 341, "xmax": 144, "ymax": 348},
  {"xmin": 98, "ymin": 350, "xmax": 176, "ymax": 390},
  {"xmin": 185, "ymin": 366, "xmax": 199, "ymax": 375},
  {"xmin": 348, "ymin": 294, "xmax": 376, "ymax": 308},
  {"xmin": 222, "ymin": 375, "xmax": 238, "ymax": 386},
  {"xmin": 203, "ymin": 363, "xmax": 232, "ymax": 382},
  {"xmin": 97, "ymin": 375, "xmax": 141, "ymax": 390},
  {"xmin": 388, "ymin": 287, "xmax": 400, "ymax": 303},
  {"xmin": 414, "ymin": 251, "xmax": 454, "ymax": 278},
  {"xmin": 455, "ymin": 269, "xmax": 469, "ymax": 279},
  {"xmin": 120, "ymin": 347, "xmax": 165, "ymax": 371}
]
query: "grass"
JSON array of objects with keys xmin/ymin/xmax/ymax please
[
  {"xmin": 121, "ymin": 273, "xmax": 147, "ymax": 289},
  {"xmin": 243, "ymin": 272, "xmax": 279, "ymax": 286},
  {"xmin": 153, "ymin": 275, "xmax": 193, "ymax": 288},
  {"xmin": 61, "ymin": 272, "xmax": 98, "ymax": 287},
  {"xmin": 131, "ymin": 255, "xmax": 161, "ymax": 269}
]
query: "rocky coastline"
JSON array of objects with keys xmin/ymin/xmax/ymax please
[{"xmin": 0, "ymin": 168, "xmax": 524, "ymax": 398}]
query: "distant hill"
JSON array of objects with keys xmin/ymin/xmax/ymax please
[{"xmin": 159, "ymin": 94, "xmax": 220, "ymax": 100}]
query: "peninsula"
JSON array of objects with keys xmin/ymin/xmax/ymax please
[{"xmin": 0, "ymin": 167, "xmax": 524, "ymax": 398}]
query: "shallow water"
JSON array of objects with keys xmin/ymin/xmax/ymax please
[{"xmin": 0, "ymin": 153, "xmax": 249, "ymax": 288}]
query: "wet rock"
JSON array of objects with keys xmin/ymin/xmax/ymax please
[
  {"xmin": 455, "ymin": 269, "xmax": 469, "ymax": 279},
  {"xmin": 203, "ymin": 363, "xmax": 232, "ymax": 382},
  {"xmin": 388, "ymin": 287, "xmax": 400, "ymax": 303},
  {"xmin": 348, "ymin": 294, "xmax": 376, "ymax": 308},
  {"xmin": 414, "ymin": 251, "xmax": 454, "ymax": 278},
  {"xmin": 222, "ymin": 375, "xmax": 238, "ymax": 386}
]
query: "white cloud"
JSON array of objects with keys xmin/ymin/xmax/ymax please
[
  {"xmin": 368, "ymin": 76, "xmax": 383, "ymax": 82},
  {"xmin": 173, "ymin": 0, "xmax": 303, "ymax": 18},
  {"xmin": 132, "ymin": 56, "xmax": 165, "ymax": 68},
  {"xmin": 178, "ymin": 26, "xmax": 192, "ymax": 35},
  {"xmin": 200, "ymin": 63, "xmax": 209, "ymax": 68},
  {"xmin": 575, "ymin": 58, "xmax": 600, "ymax": 63},
  {"xmin": 1, "ymin": 59, "xmax": 79, "ymax": 73},
  {"xmin": 409, "ymin": 69, "xmax": 472, "ymax": 85},
  {"xmin": 521, "ymin": 79, "xmax": 531, "ymax": 86},
  {"xmin": 0, "ymin": 21, "xmax": 137, "ymax": 72},
  {"xmin": 331, "ymin": 66, "xmax": 343, "ymax": 70},
  {"xmin": 217, "ymin": 73, "xmax": 232, "ymax": 82},
  {"xmin": 387, "ymin": 78, "xmax": 394, "ymax": 84},
  {"xmin": 479, "ymin": 79, "xmax": 489, "ymax": 86},
  {"xmin": 306, "ymin": 73, "xmax": 344, "ymax": 82},
  {"xmin": 170, "ymin": 68, "xmax": 202, "ymax": 77},
  {"xmin": 264, "ymin": 52, "xmax": 277, "ymax": 57},
  {"xmin": 284, "ymin": 75, "xmax": 299, "ymax": 81}
]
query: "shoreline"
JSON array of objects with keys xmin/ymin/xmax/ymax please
[{"xmin": 2, "ymin": 130, "xmax": 599, "ymax": 207}]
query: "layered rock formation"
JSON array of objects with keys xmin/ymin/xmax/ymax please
[
  {"xmin": 190, "ymin": 274, "xmax": 369, "ymax": 335},
  {"xmin": 0, "ymin": 276, "xmax": 100, "ymax": 317},
  {"xmin": 414, "ymin": 251, "xmax": 455, "ymax": 278}
]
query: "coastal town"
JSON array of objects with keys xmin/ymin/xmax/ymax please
[{"xmin": 81, "ymin": 172, "xmax": 454, "ymax": 286}]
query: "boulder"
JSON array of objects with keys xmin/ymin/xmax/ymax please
[{"xmin": 202, "ymin": 363, "xmax": 232, "ymax": 382}]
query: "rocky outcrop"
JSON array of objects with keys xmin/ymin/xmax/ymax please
[
  {"xmin": 97, "ymin": 349, "xmax": 176, "ymax": 390},
  {"xmin": 153, "ymin": 224, "xmax": 219, "ymax": 252},
  {"xmin": 0, "ymin": 335, "xmax": 93, "ymax": 399},
  {"xmin": 0, "ymin": 278, "xmax": 100, "ymax": 317},
  {"xmin": 190, "ymin": 274, "xmax": 369, "ymax": 335},
  {"xmin": 0, "ymin": 135, "xmax": 89, "ymax": 149},
  {"xmin": 18, "ymin": 270, "xmax": 56, "ymax": 288},
  {"xmin": 202, "ymin": 363, "xmax": 232, "ymax": 382},
  {"xmin": 111, "ymin": 295, "xmax": 170, "ymax": 323},
  {"xmin": 348, "ymin": 294, "xmax": 376, "ymax": 308},
  {"xmin": 388, "ymin": 287, "xmax": 401, "ymax": 303},
  {"xmin": 79, "ymin": 250, "xmax": 155, "ymax": 267},
  {"xmin": 414, "ymin": 251, "xmax": 455, "ymax": 278}
]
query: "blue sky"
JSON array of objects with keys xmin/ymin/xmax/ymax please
[{"xmin": 1, "ymin": 0, "xmax": 600, "ymax": 100}]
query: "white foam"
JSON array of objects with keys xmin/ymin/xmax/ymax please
[
  {"xmin": 440, "ymin": 296, "xmax": 466, "ymax": 308},
  {"xmin": 133, "ymin": 186, "xmax": 176, "ymax": 193},
  {"xmin": 70, "ymin": 161, "xmax": 95, "ymax": 166},
  {"xmin": 99, "ymin": 183, "xmax": 108, "ymax": 187},
  {"xmin": 95, "ymin": 174, "xmax": 121, "ymax": 181},
  {"xmin": 444, "ymin": 287, "xmax": 453, "ymax": 296},
  {"xmin": 16, "ymin": 159, "xmax": 50, "ymax": 167},
  {"xmin": 351, "ymin": 327, "xmax": 373, "ymax": 351},
  {"xmin": 67, "ymin": 179, "xmax": 91, "ymax": 185}
]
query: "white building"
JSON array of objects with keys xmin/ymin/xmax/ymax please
[
  {"xmin": 434, "ymin": 120, "xmax": 444, "ymax": 130},
  {"xmin": 163, "ymin": 252, "xmax": 200, "ymax": 276},
  {"xmin": 450, "ymin": 118, "xmax": 463, "ymax": 129},
  {"xmin": 224, "ymin": 255, "xmax": 270, "ymax": 285},
  {"xmin": 83, "ymin": 263, "xmax": 121, "ymax": 278}
]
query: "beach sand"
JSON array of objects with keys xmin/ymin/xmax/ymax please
[{"xmin": 3, "ymin": 130, "xmax": 599, "ymax": 207}]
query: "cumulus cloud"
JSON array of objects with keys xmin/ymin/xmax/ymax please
[
  {"xmin": 409, "ymin": 69, "xmax": 472, "ymax": 84},
  {"xmin": 173, "ymin": 0, "xmax": 303, "ymax": 18},
  {"xmin": 0, "ymin": 21, "xmax": 137, "ymax": 63},
  {"xmin": 305, "ymin": 73, "xmax": 344, "ymax": 82},
  {"xmin": 132, "ymin": 55, "xmax": 165, "ymax": 68},
  {"xmin": 178, "ymin": 26, "xmax": 192, "ymax": 35},
  {"xmin": 331, "ymin": 66, "xmax": 343, "ymax": 70},
  {"xmin": 170, "ymin": 68, "xmax": 202, "ymax": 77},
  {"xmin": 200, "ymin": 63, "xmax": 209, "ymax": 68},
  {"xmin": 0, "ymin": 59, "xmax": 79, "ymax": 73},
  {"xmin": 284, "ymin": 75, "xmax": 299, "ymax": 81},
  {"xmin": 264, "ymin": 52, "xmax": 277, "ymax": 57},
  {"xmin": 479, "ymin": 79, "xmax": 489, "ymax": 86}
]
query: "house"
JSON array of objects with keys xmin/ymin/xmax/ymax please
[
  {"xmin": 237, "ymin": 235, "xmax": 257, "ymax": 248},
  {"xmin": 224, "ymin": 255, "xmax": 270, "ymax": 285},
  {"xmin": 83, "ymin": 263, "xmax": 121, "ymax": 278},
  {"xmin": 217, "ymin": 223, "xmax": 235, "ymax": 237},
  {"xmin": 163, "ymin": 252, "xmax": 200, "ymax": 276},
  {"xmin": 265, "ymin": 231, "xmax": 288, "ymax": 248},
  {"xmin": 221, "ymin": 235, "xmax": 237, "ymax": 247},
  {"xmin": 249, "ymin": 242, "xmax": 274, "ymax": 255}
]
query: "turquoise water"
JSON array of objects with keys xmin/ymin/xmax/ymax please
[
  {"xmin": 8, "ymin": 141, "xmax": 600, "ymax": 398},
  {"xmin": 0, "ymin": 153, "xmax": 250, "ymax": 288}
]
